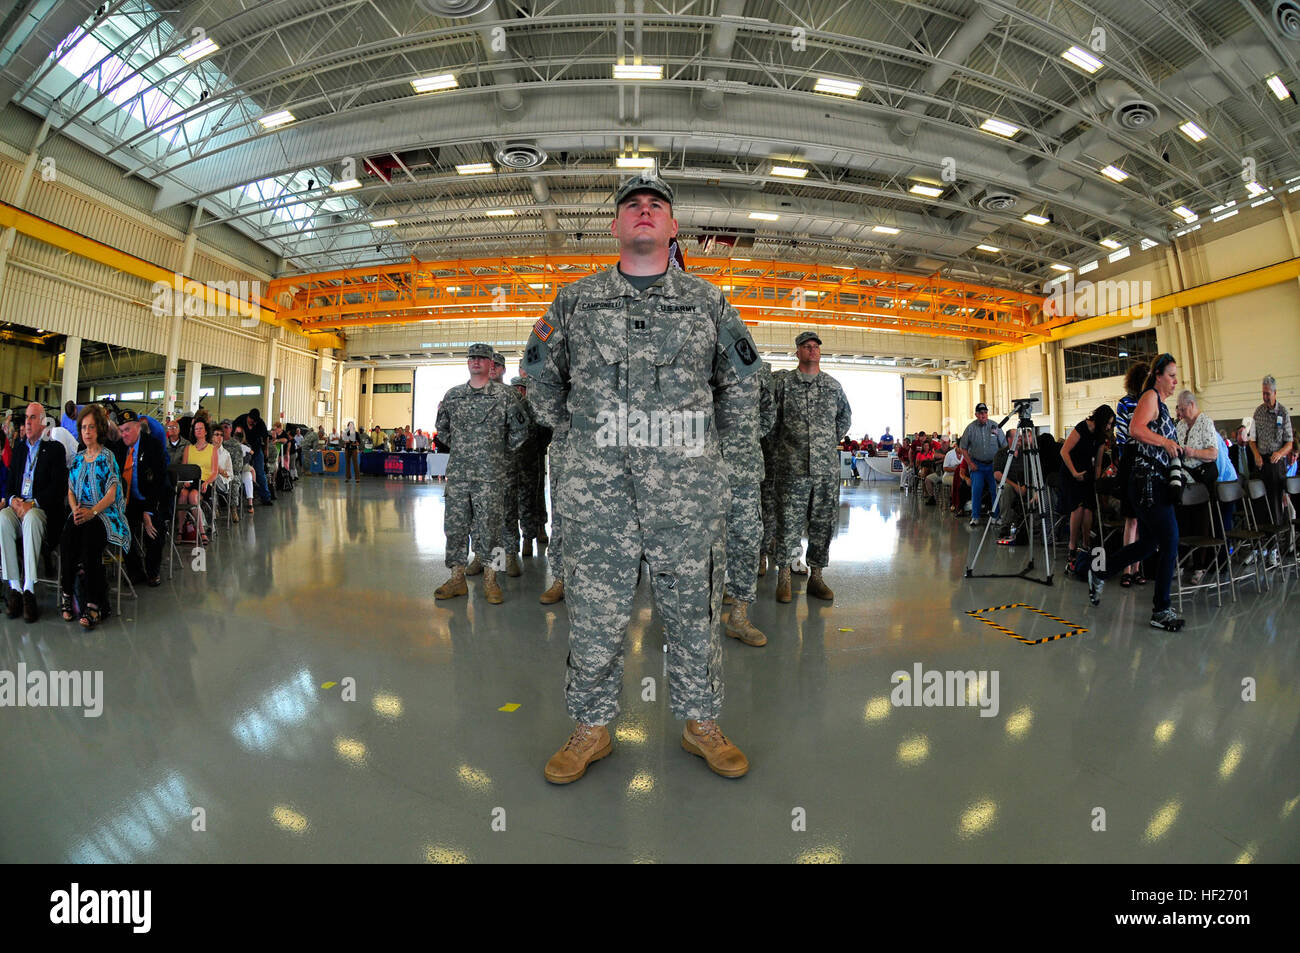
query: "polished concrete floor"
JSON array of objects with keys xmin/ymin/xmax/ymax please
[{"xmin": 1, "ymin": 474, "xmax": 1296, "ymax": 863}]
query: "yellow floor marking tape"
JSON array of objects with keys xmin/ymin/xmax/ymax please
[
  {"xmin": 498, "ymin": 703, "xmax": 521, "ymax": 712},
  {"xmin": 966, "ymin": 603, "xmax": 1088, "ymax": 645}
]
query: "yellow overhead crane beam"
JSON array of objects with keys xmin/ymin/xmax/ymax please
[
  {"xmin": 975, "ymin": 256, "xmax": 1300, "ymax": 360},
  {"xmin": 0, "ymin": 201, "xmax": 343, "ymax": 350},
  {"xmin": 267, "ymin": 255, "xmax": 1043, "ymax": 344}
]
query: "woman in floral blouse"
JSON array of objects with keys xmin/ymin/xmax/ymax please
[{"xmin": 61, "ymin": 404, "xmax": 130, "ymax": 629}]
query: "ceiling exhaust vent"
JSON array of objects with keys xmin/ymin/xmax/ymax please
[
  {"xmin": 495, "ymin": 142, "xmax": 548, "ymax": 170},
  {"xmin": 1274, "ymin": 1, "xmax": 1300, "ymax": 39},
  {"xmin": 1113, "ymin": 99, "xmax": 1159, "ymax": 131},
  {"xmin": 978, "ymin": 191, "xmax": 1019, "ymax": 212},
  {"xmin": 417, "ymin": 0, "xmax": 496, "ymax": 16}
]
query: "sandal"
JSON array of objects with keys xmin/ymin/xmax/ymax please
[
  {"xmin": 1120, "ymin": 573, "xmax": 1132, "ymax": 588},
  {"xmin": 59, "ymin": 591, "xmax": 75, "ymax": 622},
  {"xmin": 1133, "ymin": 572, "xmax": 1148, "ymax": 585},
  {"xmin": 79, "ymin": 604, "xmax": 100, "ymax": 630}
]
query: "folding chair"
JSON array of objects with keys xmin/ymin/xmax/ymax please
[
  {"xmin": 103, "ymin": 540, "xmax": 137, "ymax": 617},
  {"xmin": 1216, "ymin": 480, "xmax": 1269, "ymax": 594},
  {"xmin": 1246, "ymin": 477, "xmax": 1286, "ymax": 584},
  {"xmin": 167, "ymin": 463, "xmax": 204, "ymax": 579},
  {"xmin": 1173, "ymin": 482, "xmax": 1232, "ymax": 610},
  {"xmin": 1282, "ymin": 475, "xmax": 1300, "ymax": 580}
]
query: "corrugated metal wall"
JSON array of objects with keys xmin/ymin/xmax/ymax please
[{"xmin": 275, "ymin": 345, "xmax": 318, "ymax": 424}]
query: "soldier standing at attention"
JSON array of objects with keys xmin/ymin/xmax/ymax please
[
  {"xmin": 771, "ymin": 331, "xmax": 853, "ymax": 604},
  {"xmin": 434, "ymin": 343, "xmax": 528, "ymax": 605},
  {"xmin": 757, "ymin": 361, "xmax": 777, "ymax": 577},
  {"xmin": 468, "ymin": 351, "xmax": 523, "ymax": 577},
  {"xmin": 509, "ymin": 376, "xmax": 545, "ymax": 564},
  {"xmin": 722, "ymin": 354, "xmax": 775, "ymax": 647},
  {"xmin": 523, "ymin": 172, "xmax": 762, "ymax": 783}
]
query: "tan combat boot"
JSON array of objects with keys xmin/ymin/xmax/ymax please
[
  {"xmin": 682, "ymin": 720, "xmax": 749, "ymax": 778},
  {"xmin": 465, "ymin": 555, "xmax": 483, "ymax": 576},
  {"xmin": 722, "ymin": 592, "xmax": 735, "ymax": 606},
  {"xmin": 482, "ymin": 568, "xmax": 504, "ymax": 604},
  {"xmin": 537, "ymin": 527, "xmax": 549, "ymax": 545},
  {"xmin": 725, "ymin": 602, "xmax": 767, "ymax": 647},
  {"xmin": 434, "ymin": 566, "xmax": 468, "ymax": 600},
  {"xmin": 539, "ymin": 578, "xmax": 565, "ymax": 604},
  {"xmin": 544, "ymin": 723, "xmax": 612, "ymax": 784},
  {"xmin": 775, "ymin": 566, "xmax": 792, "ymax": 603},
  {"xmin": 521, "ymin": 538, "xmax": 533, "ymax": 557},
  {"xmin": 505, "ymin": 553, "xmax": 522, "ymax": 577},
  {"xmin": 757, "ymin": 551, "xmax": 767, "ymax": 577},
  {"xmin": 807, "ymin": 567, "xmax": 834, "ymax": 601}
]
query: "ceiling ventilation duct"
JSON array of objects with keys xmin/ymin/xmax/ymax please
[
  {"xmin": 417, "ymin": 0, "xmax": 496, "ymax": 15},
  {"xmin": 1112, "ymin": 99, "xmax": 1159, "ymax": 132},
  {"xmin": 1274, "ymin": 1, "xmax": 1300, "ymax": 39},
  {"xmin": 495, "ymin": 142, "xmax": 547, "ymax": 170},
  {"xmin": 977, "ymin": 191, "xmax": 1019, "ymax": 212}
]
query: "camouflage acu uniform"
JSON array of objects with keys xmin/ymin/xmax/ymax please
[
  {"xmin": 544, "ymin": 428, "xmax": 565, "ymax": 576},
  {"xmin": 435, "ymin": 381, "xmax": 529, "ymax": 569},
  {"xmin": 771, "ymin": 368, "xmax": 852, "ymax": 569},
  {"xmin": 722, "ymin": 362, "xmax": 775, "ymax": 603},
  {"xmin": 758, "ymin": 362, "xmax": 778, "ymax": 559},
  {"xmin": 513, "ymin": 387, "xmax": 545, "ymax": 545},
  {"xmin": 499, "ymin": 385, "xmax": 537, "ymax": 553},
  {"xmin": 523, "ymin": 265, "xmax": 761, "ymax": 725}
]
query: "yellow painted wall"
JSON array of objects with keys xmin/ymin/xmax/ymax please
[
  {"xmin": 368, "ymin": 368, "xmax": 414, "ymax": 430},
  {"xmin": 903, "ymin": 374, "xmax": 943, "ymax": 436}
]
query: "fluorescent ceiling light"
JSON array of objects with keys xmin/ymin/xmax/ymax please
[
  {"xmin": 1061, "ymin": 46, "xmax": 1103, "ymax": 73},
  {"xmin": 909, "ymin": 184, "xmax": 944, "ymax": 198},
  {"xmin": 613, "ymin": 64, "xmax": 662, "ymax": 80},
  {"xmin": 1251, "ymin": 196, "xmax": 1275, "ymax": 207},
  {"xmin": 1108, "ymin": 246, "xmax": 1131, "ymax": 263},
  {"xmin": 258, "ymin": 110, "xmax": 295, "ymax": 129},
  {"xmin": 527, "ymin": 283, "xmax": 546, "ymax": 289},
  {"xmin": 1178, "ymin": 120, "xmax": 1207, "ymax": 142},
  {"xmin": 1100, "ymin": 238, "xmax": 1122, "ymax": 249},
  {"xmin": 616, "ymin": 156, "xmax": 656, "ymax": 169},
  {"xmin": 370, "ymin": 219, "xmax": 397, "ymax": 227},
  {"xmin": 1173, "ymin": 205, "xmax": 1197, "ymax": 222},
  {"xmin": 1100, "ymin": 165, "xmax": 1129, "ymax": 182},
  {"xmin": 1210, "ymin": 201, "xmax": 1236, "ymax": 214},
  {"xmin": 748, "ymin": 211, "xmax": 779, "ymax": 221},
  {"xmin": 412, "ymin": 73, "xmax": 458, "ymax": 93},
  {"xmin": 975, "ymin": 244, "xmax": 1000, "ymax": 253},
  {"xmin": 1050, "ymin": 263, "xmax": 1072, "ymax": 272},
  {"xmin": 979, "ymin": 117, "xmax": 1019, "ymax": 137},
  {"xmin": 1266, "ymin": 75, "xmax": 1290, "ymax": 100},
  {"xmin": 733, "ymin": 257, "xmax": 752, "ymax": 261},
  {"xmin": 1022, "ymin": 213, "xmax": 1049, "ymax": 225},
  {"xmin": 445, "ymin": 286, "xmax": 460, "ymax": 292},
  {"xmin": 872, "ymin": 225, "xmax": 900, "ymax": 235},
  {"xmin": 330, "ymin": 178, "xmax": 361, "ymax": 192},
  {"xmin": 1245, "ymin": 181, "xmax": 1267, "ymax": 197},
  {"xmin": 813, "ymin": 77, "xmax": 862, "ymax": 97},
  {"xmin": 771, "ymin": 165, "xmax": 808, "ymax": 178},
  {"xmin": 456, "ymin": 163, "xmax": 493, "ymax": 175},
  {"xmin": 1078, "ymin": 260, "xmax": 1099, "ymax": 274},
  {"xmin": 485, "ymin": 208, "xmax": 515, "ymax": 216},
  {"xmin": 179, "ymin": 37, "xmax": 218, "ymax": 63},
  {"xmin": 1139, "ymin": 239, "xmax": 1158, "ymax": 250}
]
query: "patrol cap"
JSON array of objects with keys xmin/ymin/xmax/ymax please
[
  {"xmin": 492, "ymin": 351, "xmax": 506, "ymax": 368},
  {"xmin": 467, "ymin": 343, "xmax": 494, "ymax": 359},
  {"xmin": 794, "ymin": 330, "xmax": 822, "ymax": 348},
  {"xmin": 975, "ymin": 402, "xmax": 989, "ymax": 413},
  {"xmin": 510, "ymin": 376, "xmax": 528, "ymax": 387},
  {"xmin": 614, "ymin": 173, "xmax": 673, "ymax": 207}
]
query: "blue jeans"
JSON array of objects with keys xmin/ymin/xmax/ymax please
[
  {"xmin": 1107, "ymin": 479, "xmax": 1178, "ymax": 613},
  {"xmin": 252, "ymin": 449, "xmax": 271, "ymax": 503},
  {"xmin": 970, "ymin": 462, "xmax": 996, "ymax": 519}
]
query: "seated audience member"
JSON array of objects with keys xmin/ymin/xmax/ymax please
[
  {"xmin": 164, "ymin": 420, "xmax": 190, "ymax": 467},
  {"xmin": 113, "ymin": 410, "xmax": 168, "ymax": 586},
  {"xmin": 951, "ymin": 456, "xmax": 972, "ymax": 514},
  {"xmin": 927, "ymin": 444, "xmax": 959, "ymax": 506},
  {"xmin": 212, "ymin": 428, "xmax": 234, "ymax": 509},
  {"xmin": 993, "ymin": 439, "xmax": 1030, "ymax": 542},
  {"xmin": 220, "ymin": 421, "xmax": 245, "ymax": 522},
  {"xmin": 1175, "ymin": 391, "xmax": 1237, "ymax": 583},
  {"xmin": 60, "ymin": 404, "xmax": 129, "ymax": 629},
  {"xmin": 180, "ymin": 417, "xmax": 217, "ymax": 545},
  {"xmin": 2, "ymin": 402, "xmax": 69, "ymax": 622},
  {"xmin": 1060, "ymin": 405, "xmax": 1115, "ymax": 576},
  {"xmin": 233, "ymin": 427, "xmax": 255, "ymax": 514},
  {"xmin": 0, "ymin": 428, "xmax": 9, "ymax": 503}
]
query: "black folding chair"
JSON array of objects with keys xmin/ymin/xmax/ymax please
[
  {"xmin": 1216, "ymin": 480, "xmax": 1268, "ymax": 594},
  {"xmin": 1173, "ymin": 482, "xmax": 1232, "ymax": 609},
  {"xmin": 167, "ymin": 463, "xmax": 203, "ymax": 579}
]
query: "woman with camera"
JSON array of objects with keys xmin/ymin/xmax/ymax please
[{"xmin": 1088, "ymin": 354, "xmax": 1187, "ymax": 631}]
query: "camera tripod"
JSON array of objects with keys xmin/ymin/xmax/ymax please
[{"xmin": 964, "ymin": 402, "xmax": 1055, "ymax": 585}]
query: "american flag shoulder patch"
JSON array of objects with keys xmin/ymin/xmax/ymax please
[{"xmin": 533, "ymin": 317, "xmax": 554, "ymax": 341}]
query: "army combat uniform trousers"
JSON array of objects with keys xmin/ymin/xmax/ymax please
[
  {"xmin": 724, "ymin": 482, "xmax": 762, "ymax": 603},
  {"xmin": 777, "ymin": 474, "xmax": 840, "ymax": 569},
  {"xmin": 500, "ymin": 464, "xmax": 521, "ymax": 554},
  {"xmin": 546, "ymin": 444, "xmax": 564, "ymax": 577},
  {"xmin": 445, "ymin": 479, "xmax": 505, "ymax": 569},
  {"xmin": 759, "ymin": 440, "xmax": 777, "ymax": 558},
  {"xmin": 516, "ymin": 448, "xmax": 544, "ymax": 543},
  {"xmin": 564, "ymin": 515, "xmax": 725, "ymax": 726}
]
